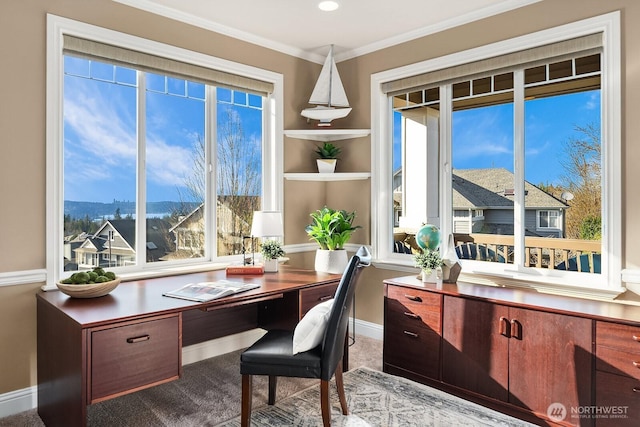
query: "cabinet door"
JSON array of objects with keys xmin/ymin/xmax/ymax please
[
  {"xmin": 442, "ymin": 296, "xmax": 509, "ymax": 401},
  {"xmin": 508, "ymin": 308, "xmax": 593, "ymax": 417}
]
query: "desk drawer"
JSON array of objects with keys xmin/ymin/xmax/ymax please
[
  {"xmin": 90, "ymin": 314, "xmax": 181, "ymax": 402},
  {"xmin": 595, "ymin": 371, "xmax": 640, "ymax": 427},
  {"xmin": 596, "ymin": 322, "xmax": 640, "ymax": 353},
  {"xmin": 300, "ymin": 282, "xmax": 339, "ymax": 317},
  {"xmin": 596, "ymin": 345, "xmax": 640, "ymax": 380},
  {"xmin": 386, "ymin": 285, "xmax": 442, "ymax": 330},
  {"xmin": 384, "ymin": 285, "xmax": 442, "ymax": 380},
  {"xmin": 596, "ymin": 321, "xmax": 640, "ymax": 380}
]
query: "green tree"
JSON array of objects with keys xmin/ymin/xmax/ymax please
[
  {"xmin": 579, "ymin": 215, "xmax": 601, "ymax": 240},
  {"xmin": 561, "ymin": 123, "xmax": 601, "ymax": 240}
]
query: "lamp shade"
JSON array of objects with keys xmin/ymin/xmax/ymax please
[{"xmin": 250, "ymin": 211, "xmax": 284, "ymax": 237}]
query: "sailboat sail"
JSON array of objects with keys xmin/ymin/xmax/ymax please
[
  {"xmin": 308, "ymin": 48, "xmax": 349, "ymax": 107},
  {"xmin": 301, "ymin": 45, "xmax": 352, "ymax": 125}
]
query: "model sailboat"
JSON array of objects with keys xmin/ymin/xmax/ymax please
[{"xmin": 301, "ymin": 45, "xmax": 352, "ymax": 126}]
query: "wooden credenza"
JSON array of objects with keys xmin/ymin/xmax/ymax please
[{"xmin": 383, "ymin": 277, "xmax": 640, "ymax": 427}]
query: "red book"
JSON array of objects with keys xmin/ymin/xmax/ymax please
[{"xmin": 225, "ymin": 265, "xmax": 264, "ymax": 275}]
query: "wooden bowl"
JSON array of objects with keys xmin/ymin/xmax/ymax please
[{"xmin": 56, "ymin": 278, "xmax": 121, "ymax": 298}]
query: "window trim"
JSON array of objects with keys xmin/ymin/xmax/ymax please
[
  {"xmin": 537, "ymin": 210, "xmax": 561, "ymax": 231},
  {"xmin": 371, "ymin": 12, "xmax": 623, "ymax": 297},
  {"xmin": 46, "ymin": 14, "xmax": 284, "ymax": 288}
]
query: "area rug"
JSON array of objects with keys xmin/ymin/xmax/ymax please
[{"xmin": 216, "ymin": 367, "xmax": 536, "ymax": 427}]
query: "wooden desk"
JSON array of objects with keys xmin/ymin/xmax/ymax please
[{"xmin": 36, "ymin": 267, "xmax": 341, "ymax": 427}]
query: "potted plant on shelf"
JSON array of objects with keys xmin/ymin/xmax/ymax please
[
  {"xmin": 305, "ymin": 206, "xmax": 360, "ymax": 273},
  {"xmin": 260, "ymin": 240, "xmax": 285, "ymax": 272},
  {"xmin": 413, "ymin": 247, "xmax": 443, "ymax": 283},
  {"xmin": 315, "ymin": 142, "xmax": 341, "ymax": 173}
]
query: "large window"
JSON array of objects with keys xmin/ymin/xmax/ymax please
[
  {"xmin": 373, "ymin": 13, "xmax": 622, "ymax": 296},
  {"xmin": 47, "ymin": 15, "xmax": 283, "ymax": 285}
]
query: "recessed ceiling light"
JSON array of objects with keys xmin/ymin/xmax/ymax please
[{"xmin": 318, "ymin": 1, "xmax": 339, "ymax": 12}]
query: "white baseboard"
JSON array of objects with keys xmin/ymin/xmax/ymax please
[
  {"xmin": 351, "ymin": 318, "xmax": 383, "ymax": 340},
  {"xmin": 0, "ymin": 321, "xmax": 383, "ymax": 419},
  {"xmin": 0, "ymin": 385, "xmax": 38, "ymax": 419}
]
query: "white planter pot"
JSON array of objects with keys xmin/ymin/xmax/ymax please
[
  {"xmin": 314, "ymin": 249, "xmax": 348, "ymax": 274},
  {"xmin": 316, "ymin": 159, "xmax": 337, "ymax": 173},
  {"xmin": 264, "ymin": 258, "xmax": 278, "ymax": 272},
  {"xmin": 421, "ymin": 267, "xmax": 442, "ymax": 283}
]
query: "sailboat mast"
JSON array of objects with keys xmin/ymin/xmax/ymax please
[{"xmin": 327, "ymin": 45, "xmax": 334, "ymax": 107}]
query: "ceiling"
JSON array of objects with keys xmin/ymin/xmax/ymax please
[{"xmin": 114, "ymin": 0, "xmax": 542, "ymax": 63}]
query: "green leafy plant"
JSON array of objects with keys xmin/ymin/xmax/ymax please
[
  {"xmin": 315, "ymin": 142, "xmax": 341, "ymax": 159},
  {"xmin": 413, "ymin": 248, "xmax": 443, "ymax": 273},
  {"xmin": 305, "ymin": 206, "xmax": 360, "ymax": 250},
  {"xmin": 260, "ymin": 239, "xmax": 285, "ymax": 260}
]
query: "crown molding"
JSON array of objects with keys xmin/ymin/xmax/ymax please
[{"xmin": 113, "ymin": 0, "xmax": 543, "ymax": 64}]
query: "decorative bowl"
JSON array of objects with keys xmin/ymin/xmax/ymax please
[{"xmin": 56, "ymin": 278, "xmax": 121, "ymax": 298}]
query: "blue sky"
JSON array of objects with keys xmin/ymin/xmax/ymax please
[
  {"xmin": 63, "ymin": 57, "xmax": 263, "ymax": 204},
  {"xmin": 394, "ymin": 89, "xmax": 601, "ymax": 187}
]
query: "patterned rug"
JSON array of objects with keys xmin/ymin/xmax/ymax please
[{"xmin": 217, "ymin": 367, "xmax": 536, "ymax": 427}]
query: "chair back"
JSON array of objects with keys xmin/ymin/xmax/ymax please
[{"xmin": 319, "ymin": 249, "xmax": 369, "ymax": 380}]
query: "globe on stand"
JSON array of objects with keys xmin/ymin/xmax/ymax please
[{"xmin": 415, "ymin": 224, "xmax": 441, "ymax": 250}]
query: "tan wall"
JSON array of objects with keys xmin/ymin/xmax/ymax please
[{"xmin": 1, "ymin": 0, "xmax": 639, "ymax": 396}]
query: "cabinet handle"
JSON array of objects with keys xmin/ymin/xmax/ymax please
[
  {"xmin": 510, "ymin": 319, "xmax": 522, "ymax": 340},
  {"xmin": 633, "ymin": 387, "xmax": 640, "ymax": 393},
  {"xmin": 404, "ymin": 312, "xmax": 421, "ymax": 320},
  {"xmin": 499, "ymin": 316, "xmax": 511, "ymax": 337},
  {"xmin": 633, "ymin": 335, "xmax": 640, "ymax": 342},
  {"xmin": 318, "ymin": 295, "xmax": 332, "ymax": 301},
  {"xmin": 404, "ymin": 294, "xmax": 422, "ymax": 302},
  {"xmin": 126, "ymin": 334, "xmax": 150, "ymax": 344},
  {"xmin": 633, "ymin": 361, "xmax": 640, "ymax": 369},
  {"xmin": 403, "ymin": 330, "xmax": 418, "ymax": 338}
]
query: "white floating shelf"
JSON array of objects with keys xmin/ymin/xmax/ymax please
[
  {"xmin": 284, "ymin": 172, "xmax": 371, "ymax": 181},
  {"xmin": 284, "ymin": 129, "xmax": 370, "ymax": 142}
]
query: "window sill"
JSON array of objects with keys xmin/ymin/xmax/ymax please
[
  {"xmin": 41, "ymin": 262, "xmax": 230, "ymax": 291},
  {"xmin": 373, "ymin": 258, "xmax": 627, "ymax": 302}
]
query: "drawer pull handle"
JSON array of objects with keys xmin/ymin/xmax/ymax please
[
  {"xmin": 633, "ymin": 387, "xmax": 640, "ymax": 393},
  {"xmin": 318, "ymin": 295, "xmax": 333, "ymax": 301},
  {"xmin": 633, "ymin": 361, "xmax": 640, "ymax": 369},
  {"xmin": 404, "ymin": 312, "xmax": 421, "ymax": 320},
  {"xmin": 404, "ymin": 294, "xmax": 422, "ymax": 302},
  {"xmin": 403, "ymin": 331, "xmax": 418, "ymax": 338},
  {"xmin": 126, "ymin": 334, "xmax": 150, "ymax": 344},
  {"xmin": 633, "ymin": 335, "xmax": 640, "ymax": 342}
]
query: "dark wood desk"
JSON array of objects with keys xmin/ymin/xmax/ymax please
[{"xmin": 36, "ymin": 267, "xmax": 341, "ymax": 427}]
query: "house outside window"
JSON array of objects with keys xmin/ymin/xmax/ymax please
[
  {"xmin": 372, "ymin": 13, "xmax": 622, "ymax": 296},
  {"xmin": 46, "ymin": 15, "xmax": 283, "ymax": 284}
]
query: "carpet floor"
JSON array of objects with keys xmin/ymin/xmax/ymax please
[{"xmin": 0, "ymin": 335, "xmax": 535, "ymax": 426}]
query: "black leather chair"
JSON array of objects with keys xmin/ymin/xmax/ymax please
[{"xmin": 239, "ymin": 247, "xmax": 371, "ymax": 427}]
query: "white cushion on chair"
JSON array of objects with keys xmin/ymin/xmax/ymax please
[{"xmin": 292, "ymin": 298, "xmax": 334, "ymax": 354}]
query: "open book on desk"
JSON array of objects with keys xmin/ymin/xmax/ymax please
[{"xmin": 163, "ymin": 280, "xmax": 261, "ymax": 302}]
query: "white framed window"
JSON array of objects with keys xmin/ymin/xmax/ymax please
[
  {"xmin": 538, "ymin": 210, "xmax": 561, "ymax": 229},
  {"xmin": 46, "ymin": 15, "xmax": 284, "ymax": 286},
  {"xmin": 371, "ymin": 12, "xmax": 622, "ymax": 297}
]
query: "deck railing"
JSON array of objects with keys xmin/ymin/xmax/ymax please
[{"xmin": 453, "ymin": 233, "xmax": 601, "ymax": 273}]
